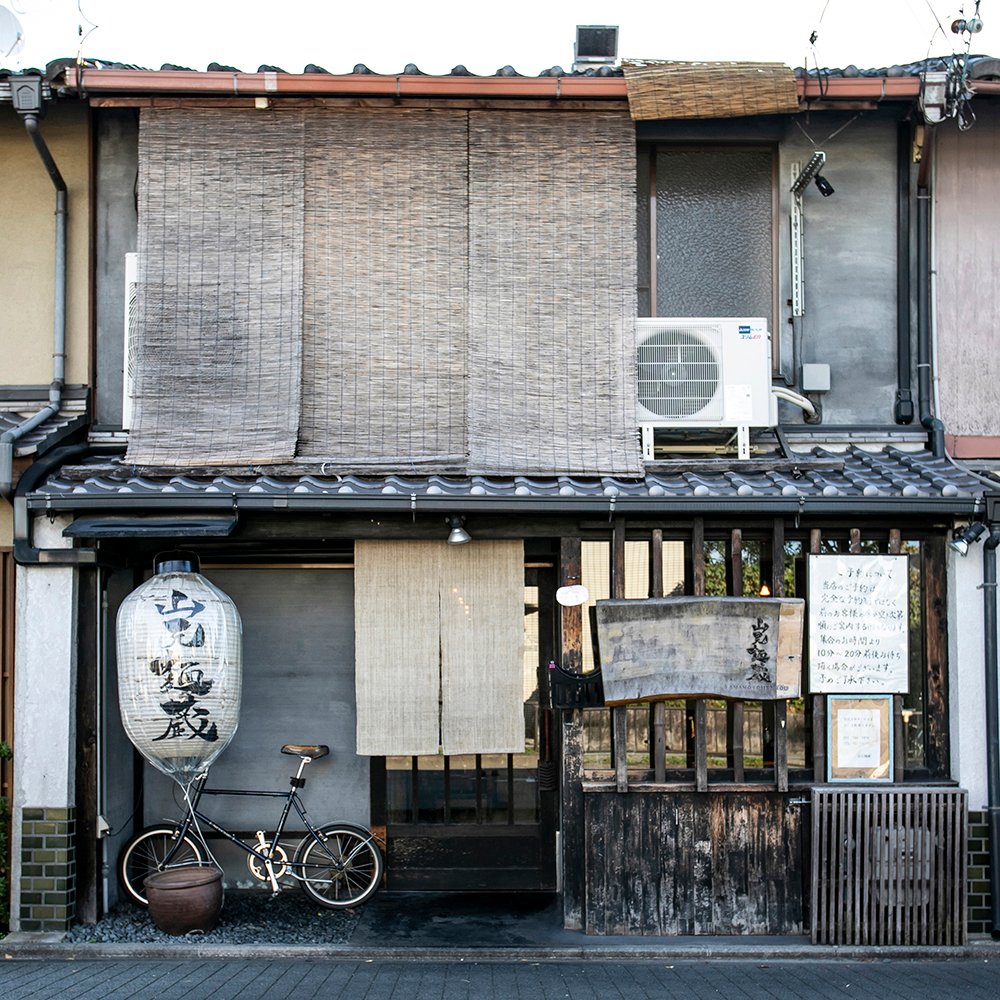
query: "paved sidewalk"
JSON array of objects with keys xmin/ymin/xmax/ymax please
[{"xmin": 1, "ymin": 958, "xmax": 998, "ymax": 1000}]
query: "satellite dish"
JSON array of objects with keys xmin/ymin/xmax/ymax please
[
  {"xmin": 0, "ymin": 6, "xmax": 25, "ymax": 60},
  {"xmin": 556, "ymin": 585, "xmax": 590, "ymax": 607}
]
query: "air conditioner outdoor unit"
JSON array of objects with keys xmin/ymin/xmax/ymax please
[
  {"xmin": 637, "ymin": 317, "xmax": 776, "ymax": 461},
  {"xmin": 122, "ymin": 252, "xmax": 137, "ymax": 430}
]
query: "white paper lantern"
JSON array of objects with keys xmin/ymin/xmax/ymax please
[{"xmin": 117, "ymin": 553, "xmax": 242, "ymax": 785}]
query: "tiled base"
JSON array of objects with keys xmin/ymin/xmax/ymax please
[
  {"xmin": 967, "ymin": 810, "xmax": 994, "ymax": 936},
  {"xmin": 19, "ymin": 806, "xmax": 76, "ymax": 932}
]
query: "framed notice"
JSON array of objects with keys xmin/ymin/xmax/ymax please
[
  {"xmin": 807, "ymin": 554, "xmax": 909, "ymax": 694},
  {"xmin": 827, "ymin": 695, "xmax": 892, "ymax": 782}
]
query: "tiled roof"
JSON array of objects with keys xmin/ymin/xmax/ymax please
[
  {"xmin": 0, "ymin": 410, "xmax": 88, "ymax": 458},
  {"xmin": 28, "ymin": 447, "xmax": 993, "ymax": 516}
]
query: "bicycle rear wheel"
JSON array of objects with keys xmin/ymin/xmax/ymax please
[
  {"xmin": 117, "ymin": 825, "xmax": 205, "ymax": 907},
  {"xmin": 294, "ymin": 824, "xmax": 383, "ymax": 908}
]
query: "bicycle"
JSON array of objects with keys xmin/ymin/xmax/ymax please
[{"xmin": 117, "ymin": 744, "xmax": 384, "ymax": 909}]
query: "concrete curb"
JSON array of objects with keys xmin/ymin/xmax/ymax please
[{"xmin": 2, "ymin": 938, "xmax": 999, "ymax": 962}]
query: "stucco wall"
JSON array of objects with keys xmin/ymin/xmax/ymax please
[
  {"xmin": 934, "ymin": 100, "xmax": 1000, "ymax": 438},
  {"xmin": 0, "ymin": 101, "xmax": 90, "ymax": 388},
  {"xmin": 948, "ymin": 539, "xmax": 994, "ymax": 809}
]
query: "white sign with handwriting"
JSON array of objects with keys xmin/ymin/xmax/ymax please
[{"xmin": 808, "ymin": 554, "xmax": 909, "ymax": 694}]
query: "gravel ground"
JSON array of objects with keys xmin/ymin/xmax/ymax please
[{"xmin": 65, "ymin": 889, "xmax": 362, "ymax": 945}]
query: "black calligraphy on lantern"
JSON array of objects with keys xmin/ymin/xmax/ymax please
[
  {"xmin": 150, "ymin": 589, "xmax": 219, "ymax": 743},
  {"xmin": 746, "ymin": 617, "xmax": 771, "ymax": 683}
]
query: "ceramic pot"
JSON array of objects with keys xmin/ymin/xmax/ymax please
[{"xmin": 144, "ymin": 865, "xmax": 223, "ymax": 935}]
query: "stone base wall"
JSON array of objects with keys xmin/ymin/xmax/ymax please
[
  {"xmin": 19, "ymin": 807, "xmax": 76, "ymax": 932},
  {"xmin": 968, "ymin": 810, "xmax": 994, "ymax": 936}
]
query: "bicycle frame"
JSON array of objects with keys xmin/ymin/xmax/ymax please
[{"xmin": 156, "ymin": 758, "xmax": 367, "ymax": 892}]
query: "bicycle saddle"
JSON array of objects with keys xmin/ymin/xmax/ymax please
[{"xmin": 281, "ymin": 744, "xmax": 329, "ymax": 759}]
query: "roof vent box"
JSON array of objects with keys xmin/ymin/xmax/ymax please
[{"xmin": 636, "ymin": 317, "xmax": 774, "ymax": 458}]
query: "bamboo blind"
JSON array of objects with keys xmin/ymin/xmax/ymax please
[
  {"xmin": 130, "ymin": 108, "xmax": 640, "ymax": 475},
  {"xmin": 299, "ymin": 110, "xmax": 470, "ymax": 469},
  {"xmin": 468, "ymin": 111, "xmax": 640, "ymax": 476},
  {"xmin": 128, "ymin": 109, "xmax": 305, "ymax": 466},
  {"xmin": 623, "ymin": 61, "xmax": 798, "ymax": 120}
]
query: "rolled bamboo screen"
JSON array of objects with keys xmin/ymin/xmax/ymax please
[{"xmin": 623, "ymin": 61, "xmax": 798, "ymax": 120}]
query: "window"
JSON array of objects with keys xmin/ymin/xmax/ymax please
[{"xmin": 638, "ymin": 146, "xmax": 777, "ymax": 345}]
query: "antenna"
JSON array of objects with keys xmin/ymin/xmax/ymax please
[{"xmin": 0, "ymin": 5, "xmax": 25, "ymax": 60}]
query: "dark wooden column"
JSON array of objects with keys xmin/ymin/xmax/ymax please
[
  {"xmin": 773, "ymin": 518, "xmax": 788, "ymax": 792},
  {"xmin": 726, "ymin": 528, "xmax": 746, "ymax": 782},
  {"xmin": 889, "ymin": 528, "xmax": 906, "ymax": 782},
  {"xmin": 649, "ymin": 529, "xmax": 667, "ymax": 782},
  {"xmin": 559, "ymin": 536, "xmax": 585, "ymax": 929},
  {"xmin": 922, "ymin": 534, "xmax": 950, "ymax": 778},
  {"xmin": 810, "ymin": 528, "xmax": 826, "ymax": 783},
  {"xmin": 692, "ymin": 517, "xmax": 707, "ymax": 791},
  {"xmin": 611, "ymin": 517, "xmax": 628, "ymax": 793}
]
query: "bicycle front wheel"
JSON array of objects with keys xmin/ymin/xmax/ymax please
[
  {"xmin": 117, "ymin": 825, "xmax": 205, "ymax": 907},
  {"xmin": 294, "ymin": 824, "xmax": 383, "ymax": 908}
]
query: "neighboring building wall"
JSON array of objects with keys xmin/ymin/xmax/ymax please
[
  {"xmin": 935, "ymin": 100, "xmax": 1000, "ymax": 457},
  {"xmin": 11, "ymin": 516, "xmax": 78, "ymax": 931},
  {"xmin": 93, "ymin": 108, "xmax": 138, "ymax": 430},
  {"xmin": 0, "ymin": 102, "xmax": 91, "ymax": 387},
  {"xmin": 948, "ymin": 541, "xmax": 997, "ymax": 935}
]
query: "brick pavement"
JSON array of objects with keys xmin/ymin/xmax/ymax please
[{"xmin": 0, "ymin": 959, "xmax": 997, "ymax": 1000}]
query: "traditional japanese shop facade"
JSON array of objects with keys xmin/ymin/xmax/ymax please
[{"xmin": 4, "ymin": 59, "xmax": 1000, "ymax": 941}]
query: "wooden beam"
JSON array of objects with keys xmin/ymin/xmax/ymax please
[
  {"xmin": 850, "ymin": 528, "xmax": 861, "ymax": 554},
  {"xmin": 561, "ymin": 708, "xmax": 585, "ymax": 930},
  {"xmin": 560, "ymin": 537, "xmax": 582, "ymax": 674},
  {"xmin": 923, "ymin": 536, "xmax": 950, "ymax": 778},
  {"xmin": 611, "ymin": 519, "xmax": 627, "ymax": 792},
  {"xmin": 728, "ymin": 528, "xmax": 745, "ymax": 782},
  {"xmin": 810, "ymin": 528, "xmax": 826, "ymax": 783},
  {"xmin": 652, "ymin": 702, "xmax": 667, "ymax": 783},
  {"xmin": 650, "ymin": 528, "xmax": 664, "ymax": 598},
  {"xmin": 772, "ymin": 518, "xmax": 788, "ymax": 792},
  {"xmin": 694, "ymin": 699, "xmax": 708, "ymax": 792},
  {"xmin": 689, "ymin": 518, "xmax": 705, "ymax": 775}
]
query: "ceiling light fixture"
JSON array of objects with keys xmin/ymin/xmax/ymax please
[
  {"xmin": 950, "ymin": 521, "xmax": 988, "ymax": 556},
  {"xmin": 446, "ymin": 516, "xmax": 471, "ymax": 545}
]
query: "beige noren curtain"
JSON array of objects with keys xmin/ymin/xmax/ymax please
[{"xmin": 354, "ymin": 540, "xmax": 524, "ymax": 757}]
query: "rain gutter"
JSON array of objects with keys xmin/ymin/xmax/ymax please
[
  {"xmin": 25, "ymin": 490, "xmax": 981, "ymax": 518},
  {"xmin": 62, "ymin": 67, "xmax": 930, "ymax": 103},
  {"xmin": 983, "ymin": 525, "xmax": 1000, "ymax": 939},
  {"xmin": 0, "ymin": 89, "xmax": 68, "ymax": 499}
]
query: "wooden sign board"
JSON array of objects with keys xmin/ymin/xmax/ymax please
[
  {"xmin": 807, "ymin": 554, "xmax": 909, "ymax": 694},
  {"xmin": 595, "ymin": 597, "xmax": 804, "ymax": 704}
]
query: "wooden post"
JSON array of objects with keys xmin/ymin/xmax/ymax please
[
  {"xmin": 773, "ymin": 518, "xmax": 788, "ymax": 792},
  {"xmin": 727, "ymin": 528, "xmax": 745, "ymax": 781},
  {"xmin": 650, "ymin": 529, "xmax": 667, "ymax": 782},
  {"xmin": 888, "ymin": 531, "xmax": 910, "ymax": 783},
  {"xmin": 690, "ymin": 518, "xmax": 706, "ymax": 780},
  {"xmin": 923, "ymin": 536, "xmax": 950, "ymax": 778},
  {"xmin": 559, "ymin": 536, "xmax": 586, "ymax": 929},
  {"xmin": 810, "ymin": 528, "xmax": 826, "ymax": 783},
  {"xmin": 560, "ymin": 537, "xmax": 582, "ymax": 673},
  {"xmin": 850, "ymin": 527, "xmax": 861, "ymax": 554},
  {"xmin": 611, "ymin": 518, "xmax": 627, "ymax": 791},
  {"xmin": 695, "ymin": 698, "xmax": 708, "ymax": 792}
]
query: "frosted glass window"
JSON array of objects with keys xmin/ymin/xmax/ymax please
[{"xmin": 654, "ymin": 148, "xmax": 773, "ymax": 327}]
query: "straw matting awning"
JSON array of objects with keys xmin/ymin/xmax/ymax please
[{"xmin": 623, "ymin": 60, "xmax": 799, "ymax": 120}]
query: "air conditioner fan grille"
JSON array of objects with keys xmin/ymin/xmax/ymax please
[{"xmin": 638, "ymin": 330, "xmax": 720, "ymax": 418}]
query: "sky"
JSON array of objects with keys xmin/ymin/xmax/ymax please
[{"xmin": 0, "ymin": 0, "xmax": 993, "ymax": 77}]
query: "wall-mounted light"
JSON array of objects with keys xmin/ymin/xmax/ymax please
[
  {"xmin": 446, "ymin": 516, "xmax": 471, "ymax": 545},
  {"xmin": 791, "ymin": 151, "xmax": 826, "ymax": 196},
  {"xmin": 814, "ymin": 174, "xmax": 835, "ymax": 197},
  {"xmin": 950, "ymin": 521, "xmax": 988, "ymax": 556}
]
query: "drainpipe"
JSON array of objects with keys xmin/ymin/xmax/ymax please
[
  {"xmin": 895, "ymin": 121, "xmax": 914, "ymax": 424},
  {"xmin": 0, "ymin": 80, "xmax": 68, "ymax": 499},
  {"xmin": 983, "ymin": 526, "xmax": 1000, "ymax": 939},
  {"xmin": 916, "ymin": 128, "xmax": 945, "ymax": 458}
]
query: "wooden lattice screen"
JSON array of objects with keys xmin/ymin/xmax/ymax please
[{"xmin": 811, "ymin": 787, "xmax": 967, "ymax": 945}]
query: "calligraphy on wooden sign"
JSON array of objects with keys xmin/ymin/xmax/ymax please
[{"xmin": 594, "ymin": 597, "xmax": 804, "ymax": 704}]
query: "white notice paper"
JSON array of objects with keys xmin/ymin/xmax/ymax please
[
  {"xmin": 837, "ymin": 708, "xmax": 881, "ymax": 768},
  {"xmin": 808, "ymin": 554, "xmax": 909, "ymax": 693},
  {"xmin": 724, "ymin": 384, "xmax": 754, "ymax": 422}
]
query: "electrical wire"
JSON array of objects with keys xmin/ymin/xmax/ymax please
[{"xmin": 944, "ymin": 450, "xmax": 1000, "ymax": 491}]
